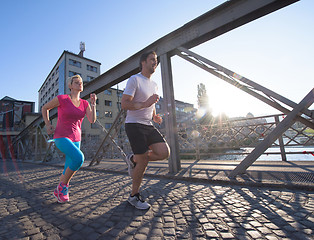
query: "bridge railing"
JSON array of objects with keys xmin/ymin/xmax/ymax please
[
  {"xmin": 77, "ymin": 111, "xmax": 314, "ymax": 163},
  {"xmin": 12, "ymin": 109, "xmax": 313, "ymax": 164},
  {"xmin": 174, "ymin": 113, "xmax": 314, "ymax": 161}
]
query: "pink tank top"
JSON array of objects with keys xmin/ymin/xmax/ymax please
[{"xmin": 54, "ymin": 95, "xmax": 88, "ymax": 142}]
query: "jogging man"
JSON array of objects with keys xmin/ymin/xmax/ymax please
[{"xmin": 121, "ymin": 51, "xmax": 170, "ymax": 210}]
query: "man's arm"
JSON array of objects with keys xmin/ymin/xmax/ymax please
[{"xmin": 121, "ymin": 94, "xmax": 159, "ymax": 110}]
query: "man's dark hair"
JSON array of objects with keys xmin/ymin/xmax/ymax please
[{"xmin": 139, "ymin": 50, "xmax": 157, "ymax": 71}]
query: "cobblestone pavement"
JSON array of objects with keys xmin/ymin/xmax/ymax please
[{"xmin": 0, "ymin": 162, "xmax": 314, "ymax": 240}]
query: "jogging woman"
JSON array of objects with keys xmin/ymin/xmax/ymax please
[{"xmin": 42, "ymin": 74, "xmax": 97, "ymax": 203}]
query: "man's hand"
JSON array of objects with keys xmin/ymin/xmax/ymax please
[
  {"xmin": 153, "ymin": 114, "xmax": 163, "ymax": 124},
  {"xmin": 145, "ymin": 94, "xmax": 159, "ymax": 107}
]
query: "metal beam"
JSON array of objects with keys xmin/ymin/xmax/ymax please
[
  {"xmin": 89, "ymin": 110, "xmax": 127, "ymax": 166},
  {"xmin": 12, "ymin": 108, "xmax": 58, "ymax": 145},
  {"xmin": 229, "ymin": 88, "xmax": 314, "ymax": 178},
  {"xmin": 81, "ymin": 0, "xmax": 299, "ymax": 99},
  {"xmin": 177, "ymin": 47, "xmax": 313, "ymax": 119},
  {"xmin": 176, "ymin": 47, "xmax": 314, "ymax": 129},
  {"xmin": 160, "ymin": 54, "xmax": 181, "ymax": 173}
]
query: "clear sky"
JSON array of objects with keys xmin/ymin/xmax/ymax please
[{"xmin": 0, "ymin": 0, "xmax": 313, "ymax": 118}]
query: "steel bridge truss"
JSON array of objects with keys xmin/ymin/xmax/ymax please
[
  {"xmin": 174, "ymin": 47, "xmax": 313, "ymax": 177},
  {"xmin": 87, "ymin": 46, "xmax": 314, "ymax": 177},
  {"xmin": 176, "ymin": 47, "xmax": 314, "ymax": 128},
  {"xmin": 11, "ymin": 0, "xmax": 312, "ymax": 178}
]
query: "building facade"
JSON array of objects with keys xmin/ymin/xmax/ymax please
[
  {"xmin": 83, "ymin": 87, "xmax": 124, "ymax": 142},
  {"xmin": 36, "ymin": 48, "xmax": 128, "ymax": 142},
  {"xmin": 0, "ymin": 96, "xmax": 36, "ymax": 159},
  {"xmin": 0, "ymin": 96, "xmax": 35, "ymax": 134},
  {"xmin": 37, "ymin": 47, "xmax": 197, "ymax": 147},
  {"xmin": 156, "ymin": 97, "xmax": 197, "ymax": 128},
  {"xmin": 38, "ymin": 50, "xmax": 101, "ymax": 111}
]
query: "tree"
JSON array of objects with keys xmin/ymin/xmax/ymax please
[
  {"xmin": 246, "ymin": 112, "xmax": 254, "ymax": 118},
  {"xmin": 197, "ymin": 83, "xmax": 213, "ymax": 124},
  {"xmin": 197, "ymin": 83, "xmax": 209, "ymax": 109}
]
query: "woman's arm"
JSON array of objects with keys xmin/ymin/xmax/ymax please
[
  {"xmin": 41, "ymin": 97, "xmax": 60, "ymax": 134},
  {"xmin": 86, "ymin": 93, "xmax": 97, "ymax": 123}
]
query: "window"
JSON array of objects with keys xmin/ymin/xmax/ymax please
[
  {"xmin": 176, "ymin": 107, "xmax": 185, "ymax": 112},
  {"xmin": 69, "ymin": 59, "xmax": 82, "ymax": 68},
  {"xmin": 105, "ymin": 100, "xmax": 112, "ymax": 106},
  {"xmin": 105, "ymin": 123, "xmax": 112, "ymax": 129},
  {"xmin": 55, "ymin": 89, "xmax": 59, "ymax": 95},
  {"xmin": 87, "ymin": 64, "xmax": 97, "ymax": 73},
  {"xmin": 104, "ymin": 89, "xmax": 112, "ymax": 95},
  {"xmin": 96, "ymin": 110, "xmax": 99, "ymax": 117},
  {"xmin": 69, "ymin": 71, "xmax": 81, "ymax": 77},
  {"xmin": 96, "ymin": 99, "xmax": 99, "ymax": 104},
  {"xmin": 91, "ymin": 123, "xmax": 98, "ymax": 129},
  {"xmin": 104, "ymin": 111, "xmax": 112, "ymax": 118},
  {"xmin": 117, "ymin": 102, "xmax": 121, "ymax": 109},
  {"xmin": 156, "ymin": 104, "xmax": 161, "ymax": 109},
  {"xmin": 56, "ymin": 66, "xmax": 59, "ymax": 73},
  {"xmin": 117, "ymin": 91, "xmax": 123, "ymax": 98},
  {"xmin": 55, "ymin": 77, "xmax": 59, "ymax": 85},
  {"xmin": 87, "ymin": 76, "xmax": 95, "ymax": 81}
]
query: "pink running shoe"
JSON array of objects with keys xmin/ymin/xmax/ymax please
[{"xmin": 53, "ymin": 182, "xmax": 69, "ymax": 203}]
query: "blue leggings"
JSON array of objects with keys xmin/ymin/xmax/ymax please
[{"xmin": 54, "ymin": 138, "xmax": 84, "ymax": 174}]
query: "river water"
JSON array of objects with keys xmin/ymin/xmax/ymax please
[{"xmin": 211, "ymin": 146, "xmax": 314, "ymax": 161}]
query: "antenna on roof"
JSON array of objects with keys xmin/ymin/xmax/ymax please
[{"xmin": 79, "ymin": 42, "xmax": 85, "ymax": 57}]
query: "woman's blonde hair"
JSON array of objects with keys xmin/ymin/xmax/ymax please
[{"xmin": 67, "ymin": 74, "xmax": 82, "ymax": 90}]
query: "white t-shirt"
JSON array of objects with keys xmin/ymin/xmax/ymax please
[{"xmin": 123, "ymin": 73, "xmax": 158, "ymax": 125}]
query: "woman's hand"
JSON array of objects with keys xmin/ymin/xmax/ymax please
[
  {"xmin": 90, "ymin": 93, "xmax": 97, "ymax": 105},
  {"xmin": 86, "ymin": 93, "xmax": 97, "ymax": 123},
  {"xmin": 46, "ymin": 124, "xmax": 55, "ymax": 135}
]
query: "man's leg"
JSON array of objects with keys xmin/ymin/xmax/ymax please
[
  {"xmin": 148, "ymin": 142, "xmax": 170, "ymax": 162},
  {"xmin": 131, "ymin": 152, "xmax": 149, "ymax": 196},
  {"xmin": 131, "ymin": 142, "xmax": 170, "ymax": 195}
]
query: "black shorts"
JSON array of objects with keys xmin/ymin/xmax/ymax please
[{"xmin": 125, "ymin": 123, "xmax": 165, "ymax": 155}]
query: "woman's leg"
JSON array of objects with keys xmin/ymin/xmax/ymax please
[
  {"xmin": 60, "ymin": 168, "xmax": 75, "ymax": 185},
  {"xmin": 54, "ymin": 139, "xmax": 84, "ymax": 181},
  {"xmin": 55, "ymin": 140, "xmax": 82, "ymax": 184},
  {"xmin": 53, "ymin": 138, "xmax": 84, "ymax": 202}
]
